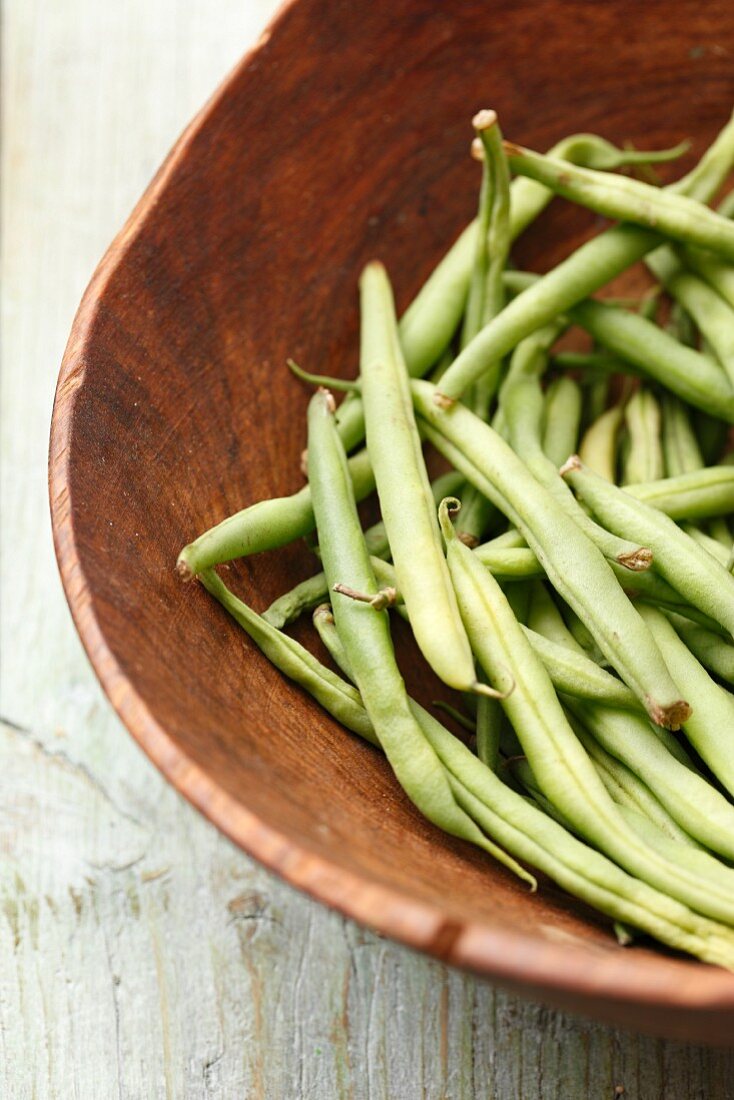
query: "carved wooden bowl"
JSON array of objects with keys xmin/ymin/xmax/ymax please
[{"xmin": 50, "ymin": 0, "xmax": 734, "ymax": 1042}]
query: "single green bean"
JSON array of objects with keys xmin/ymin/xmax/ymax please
[
  {"xmin": 526, "ymin": 580, "xmax": 586, "ymax": 654},
  {"xmin": 200, "ymin": 569, "xmax": 377, "ymax": 744},
  {"xmin": 541, "ymin": 376, "xmax": 583, "ymax": 467},
  {"xmin": 641, "ymin": 606, "xmax": 734, "ymax": 799},
  {"xmin": 647, "ymin": 247, "xmax": 734, "ymax": 387},
  {"xmin": 562, "ymin": 456, "xmax": 734, "ymax": 638},
  {"xmin": 504, "ymin": 140, "xmax": 734, "ymax": 260},
  {"xmin": 621, "ymin": 389, "xmax": 663, "ymax": 485},
  {"xmin": 665, "ymin": 612, "xmax": 734, "ymax": 685},
  {"xmin": 177, "ymin": 447, "xmax": 375, "ymax": 576},
  {"xmin": 578, "ymin": 402, "xmax": 624, "ymax": 482},
  {"xmin": 570, "ymin": 297, "xmax": 734, "ymax": 422},
  {"xmin": 457, "ymin": 112, "xmax": 510, "ymax": 543},
  {"xmin": 625, "ymin": 466, "xmax": 734, "ymax": 520},
  {"xmin": 360, "ymin": 263, "xmax": 479, "ymax": 691},
  {"xmin": 661, "ymin": 394, "xmax": 704, "ymax": 477}
]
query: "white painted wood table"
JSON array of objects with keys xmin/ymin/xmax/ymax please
[{"xmin": 2, "ymin": 2, "xmax": 734, "ymax": 1095}]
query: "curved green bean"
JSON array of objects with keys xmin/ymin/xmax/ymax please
[
  {"xmin": 504, "ymin": 141, "xmax": 734, "ymax": 260},
  {"xmin": 562, "ymin": 456, "xmax": 734, "ymax": 638}
]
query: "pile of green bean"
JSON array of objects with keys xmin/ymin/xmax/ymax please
[{"xmin": 179, "ymin": 106, "xmax": 734, "ymax": 968}]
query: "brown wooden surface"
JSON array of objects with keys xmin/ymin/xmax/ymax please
[{"xmin": 50, "ymin": 0, "xmax": 734, "ymax": 1043}]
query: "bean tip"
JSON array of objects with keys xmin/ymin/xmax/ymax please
[
  {"xmin": 176, "ymin": 557, "xmax": 195, "ymax": 582},
  {"xmin": 647, "ymin": 696, "xmax": 692, "ymax": 731},
  {"xmin": 472, "ymin": 108, "xmax": 497, "ymax": 132},
  {"xmin": 617, "ymin": 546, "xmax": 653, "ymax": 572},
  {"xmin": 433, "ymin": 391, "xmax": 456, "ymax": 410},
  {"xmin": 472, "ymin": 676, "xmax": 514, "ymax": 701},
  {"xmin": 559, "ymin": 454, "xmax": 582, "ymax": 478},
  {"xmin": 470, "ymin": 137, "xmax": 484, "ymax": 162}
]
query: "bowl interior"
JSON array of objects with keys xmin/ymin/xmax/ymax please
[{"xmin": 51, "ymin": 0, "xmax": 734, "ymax": 1037}]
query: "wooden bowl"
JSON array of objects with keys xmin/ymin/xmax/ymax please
[{"xmin": 50, "ymin": 0, "xmax": 734, "ymax": 1042}]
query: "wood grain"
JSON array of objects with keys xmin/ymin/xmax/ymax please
[{"xmin": 3, "ymin": 0, "xmax": 734, "ymax": 1093}]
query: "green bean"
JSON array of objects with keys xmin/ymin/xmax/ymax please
[
  {"xmin": 360, "ymin": 263, "xmax": 479, "ymax": 691},
  {"xmin": 564, "ymin": 713, "xmax": 699, "ymax": 845},
  {"xmin": 412, "ymin": 380, "xmax": 690, "ymax": 727},
  {"xmin": 641, "ymin": 606, "xmax": 734, "ymax": 799},
  {"xmin": 263, "ymin": 570, "xmax": 331, "ymax": 629},
  {"xmin": 504, "ymin": 141, "xmax": 734, "ymax": 260},
  {"xmin": 616, "ymin": 808, "xmax": 734, "ymax": 896},
  {"xmin": 524, "ymin": 629, "xmax": 639, "ymax": 710},
  {"xmin": 438, "ymin": 498, "xmax": 734, "ymax": 926},
  {"xmin": 681, "ymin": 525, "xmax": 729, "ymax": 566},
  {"xmin": 665, "ymin": 612, "xmax": 734, "ymax": 685},
  {"xmin": 584, "ymin": 374, "xmax": 612, "ymax": 427},
  {"xmin": 667, "ymin": 300, "xmax": 698, "ymax": 347},
  {"xmin": 176, "ymin": 447, "xmax": 375, "ymax": 577},
  {"xmin": 436, "ymin": 114, "xmax": 734, "ymax": 404},
  {"xmin": 555, "ymin": 350, "xmax": 628, "ymax": 376},
  {"xmin": 474, "ymin": 546, "xmax": 543, "ymax": 578},
  {"xmin": 661, "ymin": 394, "xmax": 704, "ymax": 477},
  {"xmin": 476, "ymin": 692, "xmax": 504, "ymax": 771},
  {"xmin": 578, "ymin": 402, "xmax": 624, "ymax": 482},
  {"xmin": 365, "ymin": 469, "xmax": 465, "ymax": 559},
  {"xmin": 200, "ymin": 569, "xmax": 377, "ymax": 744},
  {"xmin": 527, "ymin": 580, "xmax": 586, "ymax": 654},
  {"xmin": 499, "ymin": 324, "xmax": 653, "ymax": 569},
  {"xmin": 456, "ymin": 112, "xmax": 511, "ymax": 545},
  {"xmin": 461, "ymin": 110, "xmax": 509, "ymax": 353},
  {"xmin": 681, "ymin": 246, "xmax": 734, "ymax": 312},
  {"xmin": 306, "ymin": 389, "xmax": 513, "ymax": 856},
  {"xmin": 314, "ymin": 593, "xmax": 734, "ymax": 967},
  {"xmin": 542, "ymin": 376, "xmax": 583, "ymax": 467},
  {"xmin": 562, "ymin": 456, "xmax": 734, "ymax": 638},
  {"xmin": 436, "ymin": 223, "xmax": 662, "ymax": 404},
  {"xmin": 569, "ymin": 297, "xmax": 734, "ymax": 422},
  {"xmin": 621, "ymin": 389, "xmax": 663, "ymax": 485},
  {"xmin": 625, "ymin": 466, "xmax": 734, "ymax": 520},
  {"xmin": 647, "ymin": 248, "xmax": 734, "ymax": 387},
  {"xmin": 566, "ymin": 696, "xmax": 734, "ymax": 860},
  {"xmin": 398, "ymin": 134, "xmax": 689, "ymax": 379}
]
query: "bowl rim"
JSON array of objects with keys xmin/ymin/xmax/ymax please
[{"xmin": 48, "ymin": 0, "xmax": 734, "ymax": 1023}]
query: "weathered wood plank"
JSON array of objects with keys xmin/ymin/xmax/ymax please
[{"xmin": 2, "ymin": 0, "xmax": 734, "ymax": 1096}]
